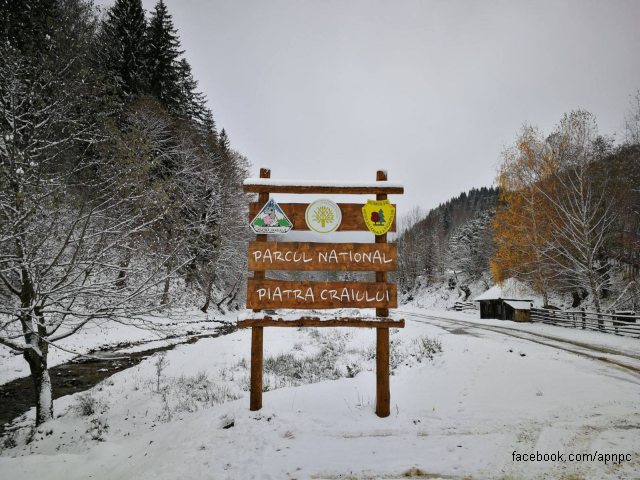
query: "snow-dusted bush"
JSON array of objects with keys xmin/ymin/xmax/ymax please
[
  {"xmin": 156, "ymin": 370, "xmax": 241, "ymax": 422},
  {"xmin": 412, "ymin": 335, "xmax": 443, "ymax": 362},
  {"xmin": 70, "ymin": 392, "xmax": 109, "ymax": 417}
]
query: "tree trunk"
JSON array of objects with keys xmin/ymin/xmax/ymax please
[
  {"xmin": 201, "ymin": 276, "xmax": 216, "ymax": 313},
  {"xmin": 161, "ymin": 276, "xmax": 170, "ymax": 305},
  {"xmin": 24, "ymin": 347, "xmax": 53, "ymax": 426}
]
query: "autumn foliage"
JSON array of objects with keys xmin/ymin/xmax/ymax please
[{"xmin": 492, "ymin": 109, "xmax": 640, "ymax": 311}]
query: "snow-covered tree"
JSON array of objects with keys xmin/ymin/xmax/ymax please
[{"xmin": 0, "ymin": 37, "xmax": 176, "ymax": 425}]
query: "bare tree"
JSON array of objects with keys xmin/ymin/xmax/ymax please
[
  {"xmin": 622, "ymin": 90, "xmax": 640, "ymax": 146},
  {"xmin": 539, "ymin": 111, "xmax": 621, "ymax": 311},
  {"xmin": 0, "ymin": 43, "xmax": 175, "ymax": 425}
]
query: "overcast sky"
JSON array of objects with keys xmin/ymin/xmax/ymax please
[{"xmin": 100, "ymin": 0, "xmax": 640, "ymax": 217}]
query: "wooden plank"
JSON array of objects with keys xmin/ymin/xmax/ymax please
[
  {"xmin": 374, "ymin": 170, "xmax": 391, "ymax": 419},
  {"xmin": 246, "ymin": 279, "xmax": 397, "ymax": 310},
  {"xmin": 238, "ymin": 317, "xmax": 405, "ymax": 328},
  {"xmin": 243, "ymin": 181, "xmax": 404, "ymax": 195},
  {"xmin": 248, "ymin": 202, "xmax": 397, "ymax": 232},
  {"xmin": 375, "ymin": 170, "xmax": 390, "ymax": 318},
  {"xmin": 248, "ymin": 242, "xmax": 398, "ymax": 271},
  {"xmin": 250, "ymin": 326, "xmax": 263, "ymax": 411},
  {"xmin": 252, "ymin": 168, "xmax": 270, "ymax": 315},
  {"xmin": 376, "ymin": 327, "xmax": 390, "ymax": 417}
]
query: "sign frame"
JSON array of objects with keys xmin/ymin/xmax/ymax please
[{"xmin": 239, "ymin": 168, "xmax": 404, "ymax": 418}]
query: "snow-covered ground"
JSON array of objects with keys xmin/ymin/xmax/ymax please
[
  {"xmin": 0, "ymin": 309, "xmax": 230, "ymax": 385},
  {"xmin": 1, "ymin": 308, "xmax": 639, "ymax": 479}
]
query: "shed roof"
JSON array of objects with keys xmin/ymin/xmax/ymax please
[
  {"xmin": 473, "ymin": 279, "xmax": 535, "ymax": 302},
  {"xmin": 504, "ymin": 300, "xmax": 533, "ymax": 310}
]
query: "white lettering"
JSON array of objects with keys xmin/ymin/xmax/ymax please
[
  {"xmin": 272, "ymin": 287, "xmax": 282, "ymax": 302},
  {"xmin": 258, "ymin": 288, "xmax": 267, "ymax": 300},
  {"xmin": 341, "ymin": 288, "xmax": 350, "ymax": 302},
  {"xmin": 305, "ymin": 288, "xmax": 315, "ymax": 302}
]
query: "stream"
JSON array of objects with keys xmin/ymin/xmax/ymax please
[{"xmin": 0, "ymin": 322, "xmax": 237, "ymax": 436}]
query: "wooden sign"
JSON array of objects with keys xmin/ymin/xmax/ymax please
[
  {"xmin": 239, "ymin": 168, "xmax": 404, "ymax": 419},
  {"xmin": 248, "ymin": 242, "xmax": 397, "ymax": 271},
  {"xmin": 248, "ymin": 203, "xmax": 397, "ymax": 232},
  {"xmin": 246, "ymin": 279, "xmax": 397, "ymax": 309}
]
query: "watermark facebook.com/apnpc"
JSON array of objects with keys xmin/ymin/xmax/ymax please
[{"xmin": 512, "ymin": 451, "xmax": 633, "ymax": 465}]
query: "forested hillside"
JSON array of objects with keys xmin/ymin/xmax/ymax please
[
  {"xmin": 398, "ymin": 99, "xmax": 640, "ymax": 312},
  {"xmin": 396, "ymin": 186, "xmax": 500, "ymax": 298},
  {"xmin": 0, "ymin": 0, "xmax": 250, "ymax": 424}
]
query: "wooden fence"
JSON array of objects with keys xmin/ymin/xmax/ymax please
[{"xmin": 530, "ymin": 308, "xmax": 640, "ymax": 337}]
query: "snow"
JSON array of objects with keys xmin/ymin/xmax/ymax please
[
  {"xmin": 2, "ymin": 308, "xmax": 639, "ymax": 479},
  {"xmin": 473, "ymin": 278, "xmax": 540, "ymax": 305},
  {"xmin": 243, "ymin": 178, "xmax": 404, "ymax": 189},
  {"xmin": 504, "ymin": 300, "xmax": 533, "ymax": 310},
  {"xmin": 0, "ymin": 309, "xmax": 229, "ymax": 385}
]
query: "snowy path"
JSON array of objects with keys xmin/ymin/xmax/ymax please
[
  {"xmin": 399, "ymin": 309, "xmax": 640, "ymax": 376},
  {"xmin": 1, "ymin": 309, "xmax": 639, "ymax": 479}
]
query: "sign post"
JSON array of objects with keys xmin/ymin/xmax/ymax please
[{"xmin": 239, "ymin": 169, "xmax": 404, "ymax": 417}]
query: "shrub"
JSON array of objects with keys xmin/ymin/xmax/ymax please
[
  {"xmin": 412, "ymin": 335, "xmax": 443, "ymax": 362},
  {"xmin": 71, "ymin": 392, "xmax": 108, "ymax": 417}
]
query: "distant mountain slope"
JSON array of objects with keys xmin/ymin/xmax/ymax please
[{"xmin": 396, "ymin": 186, "xmax": 500, "ymax": 299}]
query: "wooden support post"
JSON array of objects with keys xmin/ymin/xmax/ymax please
[
  {"xmin": 250, "ymin": 325, "xmax": 263, "ymax": 411},
  {"xmin": 250, "ymin": 167, "xmax": 270, "ymax": 411},
  {"xmin": 376, "ymin": 327, "xmax": 390, "ymax": 417},
  {"xmin": 375, "ymin": 170, "xmax": 390, "ymax": 418}
]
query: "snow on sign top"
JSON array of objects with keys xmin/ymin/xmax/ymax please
[
  {"xmin": 243, "ymin": 179, "xmax": 404, "ymax": 188},
  {"xmin": 243, "ymin": 178, "xmax": 404, "ymax": 195}
]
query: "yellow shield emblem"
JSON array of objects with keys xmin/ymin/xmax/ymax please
[{"xmin": 362, "ymin": 199, "xmax": 395, "ymax": 235}]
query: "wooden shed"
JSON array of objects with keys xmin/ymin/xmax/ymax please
[{"xmin": 474, "ymin": 285, "xmax": 533, "ymax": 322}]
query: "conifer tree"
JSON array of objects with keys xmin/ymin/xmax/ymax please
[
  {"xmin": 147, "ymin": 0, "xmax": 183, "ymax": 112},
  {"xmin": 101, "ymin": 0, "xmax": 148, "ymax": 98},
  {"xmin": 218, "ymin": 128, "xmax": 232, "ymax": 158},
  {"xmin": 176, "ymin": 58, "xmax": 209, "ymax": 122}
]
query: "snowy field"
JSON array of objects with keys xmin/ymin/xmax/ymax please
[{"xmin": 1, "ymin": 309, "xmax": 639, "ymax": 479}]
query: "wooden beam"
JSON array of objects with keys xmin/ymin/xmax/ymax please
[
  {"xmin": 248, "ymin": 242, "xmax": 398, "ymax": 271},
  {"xmin": 375, "ymin": 170, "xmax": 390, "ymax": 419},
  {"xmin": 376, "ymin": 327, "xmax": 390, "ymax": 417},
  {"xmin": 249, "ymin": 167, "xmax": 269, "ymax": 412},
  {"xmin": 238, "ymin": 317, "xmax": 405, "ymax": 328},
  {"xmin": 250, "ymin": 326, "xmax": 263, "ymax": 411},
  {"xmin": 246, "ymin": 279, "xmax": 397, "ymax": 309},
  {"xmin": 243, "ymin": 182, "xmax": 404, "ymax": 195},
  {"xmin": 248, "ymin": 202, "xmax": 397, "ymax": 232}
]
